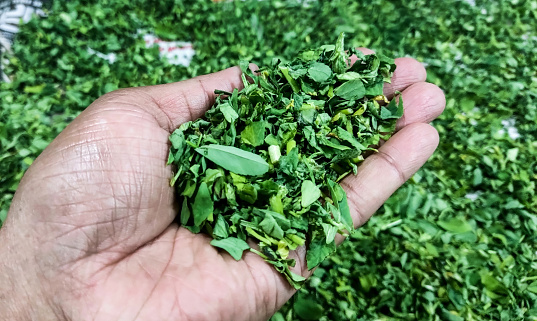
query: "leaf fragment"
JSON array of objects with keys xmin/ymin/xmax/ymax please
[
  {"xmin": 210, "ymin": 237, "xmax": 250, "ymax": 260},
  {"xmin": 301, "ymin": 180, "xmax": 321, "ymax": 207}
]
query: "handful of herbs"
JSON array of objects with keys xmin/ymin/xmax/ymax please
[{"xmin": 168, "ymin": 34, "xmax": 403, "ymax": 289}]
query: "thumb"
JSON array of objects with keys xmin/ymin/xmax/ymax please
[{"xmin": 140, "ymin": 65, "xmax": 253, "ymax": 132}]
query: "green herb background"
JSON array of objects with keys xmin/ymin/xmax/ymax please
[{"xmin": 1, "ymin": 0, "xmax": 536, "ymax": 320}]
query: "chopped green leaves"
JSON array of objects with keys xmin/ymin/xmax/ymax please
[{"xmin": 169, "ymin": 35, "xmax": 401, "ymax": 289}]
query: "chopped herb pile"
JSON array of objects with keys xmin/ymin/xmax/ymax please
[{"xmin": 168, "ymin": 34, "xmax": 402, "ymax": 288}]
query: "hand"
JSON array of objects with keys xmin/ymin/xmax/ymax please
[{"xmin": 0, "ymin": 51, "xmax": 444, "ymax": 321}]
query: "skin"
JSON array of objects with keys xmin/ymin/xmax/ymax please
[{"xmin": 0, "ymin": 50, "xmax": 445, "ymax": 321}]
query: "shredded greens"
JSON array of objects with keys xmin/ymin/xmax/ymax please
[{"xmin": 168, "ymin": 34, "xmax": 402, "ymax": 288}]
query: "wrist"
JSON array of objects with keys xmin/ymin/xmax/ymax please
[
  {"xmin": 0, "ymin": 244, "xmax": 30, "ymax": 320},
  {"xmin": 0, "ymin": 231, "xmax": 59, "ymax": 320}
]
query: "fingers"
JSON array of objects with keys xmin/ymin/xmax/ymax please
[
  {"xmin": 355, "ymin": 47, "xmax": 375, "ymax": 56},
  {"xmin": 341, "ymin": 123, "xmax": 439, "ymax": 227},
  {"xmin": 396, "ymin": 82, "xmax": 446, "ymax": 130},
  {"xmin": 142, "ymin": 66, "xmax": 247, "ymax": 131},
  {"xmin": 383, "ymin": 57, "xmax": 427, "ymax": 98}
]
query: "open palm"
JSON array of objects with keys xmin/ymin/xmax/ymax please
[{"xmin": 0, "ymin": 53, "xmax": 444, "ymax": 321}]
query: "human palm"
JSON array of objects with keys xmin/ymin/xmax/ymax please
[{"xmin": 0, "ymin": 54, "xmax": 444, "ymax": 321}]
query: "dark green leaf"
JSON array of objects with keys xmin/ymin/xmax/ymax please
[
  {"xmin": 260, "ymin": 212, "xmax": 285, "ymax": 239},
  {"xmin": 334, "ymin": 79, "xmax": 365, "ymax": 100},
  {"xmin": 293, "ymin": 297, "xmax": 324, "ymax": 320},
  {"xmin": 192, "ymin": 182, "xmax": 213, "ymax": 226},
  {"xmin": 380, "ymin": 95, "xmax": 404, "ymax": 119},
  {"xmin": 307, "ymin": 234, "xmax": 336, "ymax": 270}
]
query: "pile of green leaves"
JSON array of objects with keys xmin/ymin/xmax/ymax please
[
  {"xmin": 168, "ymin": 35, "xmax": 401, "ymax": 287},
  {"xmin": 1, "ymin": 0, "xmax": 536, "ymax": 320}
]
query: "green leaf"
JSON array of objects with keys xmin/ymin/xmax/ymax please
[
  {"xmin": 260, "ymin": 211, "xmax": 285, "ymax": 239},
  {"xmin": 335, "ymin": 126, "xmax": 365, "ymax": 150},
  {"xmin": 329, "ymin": 32, "xmax": 347, "ymax": 74},
  {"xmin": 480, "ymin": 272, "xmax": 509, "ymax": 295},
  {"xmin": 196, "ymin": 145, "xmax": 269, "ymax": 176},
  {"xmin": 220, "ymin": 102, "xmax": 239, "ymax": 123},
  {"xmin": 210, "ymin": 237, "xmax": 250, "ymax": 260},
  {"xmin": 279, "ymin": 66, "xmax": 300, "ymax": 93},
  {"xmin": 473, "ymin": 167, "xmax": 483, "ymax": 186},
  {"xmin": 301, "ymin": 180, "xmax": 321, "ymax": 207},
  {"xmin": 256, "ymin": 209, "xmax": 291, "ymax": 230},
  {"xmin": 293, "ymin": 296, "xmax": 324, "ymax": 320},
  {"xmin": 193, "ymin": 182, "xmax": 213, "ymax": 226},
  {"xmin": 380, "ymin": 95, "xmax": 404, "ymax": 119},
  {"xmin": 213, "ymin": 215, "xmax": 229, "ymax": 239},
  {"xmin": 438, "ymin": 218, "xmax": 473, "ymax": 234},
  {"xmin": 307, "ymin": 234, "xmax": 336, "ymax": 270},
  {"xmin": 279, "ymin": 147, "xmax": 299, "ymax": 175},
  {"xmin": 336, "ymin": 185, "xmax": 353, "ymax": 232},
  {"xmin": 0, "ymin": 210, "xmax": 7, "ymax": 226},
  {"xmin": 527, "ymin": 281, "xmax": 537, "ymax": 294},
  {"xmin": 241, "ymin": 121, "xmax": 266, "ymax": 147},
  {"xmin": 169, "ymin": 130, "xmax": 186, "ymax": 150},
  {"xmin": 365, "ymin": 78, "xmax": 384, "ymax": 96},
  {"xmin": 180, "ymin": 197, "xmax": 191, "ymax": 226},
  {"xmin": 322, "ymin": 223, "xmax": 338, "ymax": 244},
  {"xmin": 328, "ymin": 180, "xmax": 353, "ymax": 232},
  {"xmin": 334, "ymin": 79, "xmax": 365, "ymax": 100},
  {"xmin": 23, "ymin": 84, "xmax": 46, "ymax": 94},
  {"xmin": 307, "ymin": 62, "xmax": 332, "ymax": 82},
  {"xmin": 237, "ymin": 183, "xmax": 258, "ymax": 204}
]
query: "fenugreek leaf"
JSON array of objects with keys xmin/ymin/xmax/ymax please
[
  {"xmin": 306, "ymin": 234, "xmax": 337, "ymax": 270},
  {"xmin": 195, "ymin": 145, "xmax": 269, "ymax": 176},
  {"xmin": 334, "ymin": 79, "xmax": 366, "ymax": 100},
  {"xmin": 220, "ymin": 102, "xmax": 239, "ymax": 123},
  {"xmin": 307, "ymin": 62, "xmax": 332, "ymax": 83},
  {"xmin": 301, "ymin": 180, "xmax": 321, "ymax": 208},
  {"xmin": 380, "ymin": 95, "xmax": 404, "ymax": 119},
  {"xmin": 241, "ymin": 121, "xmax": 266, "ymax": 147},
  {"xmin": 260, "ymin": 212, "xmax": 285, "ymax": 239},
  {"xmin": 192, "ymin": 182, "xmax": 213, "ymax": 227},
  {"xmin": 210, "ymin": 237, "xmax": 250, "ymax": 260}
]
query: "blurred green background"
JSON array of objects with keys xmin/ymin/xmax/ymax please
[{"xmin": 1, "ymin": 0, "xmax": 536, "ymax": 320}]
